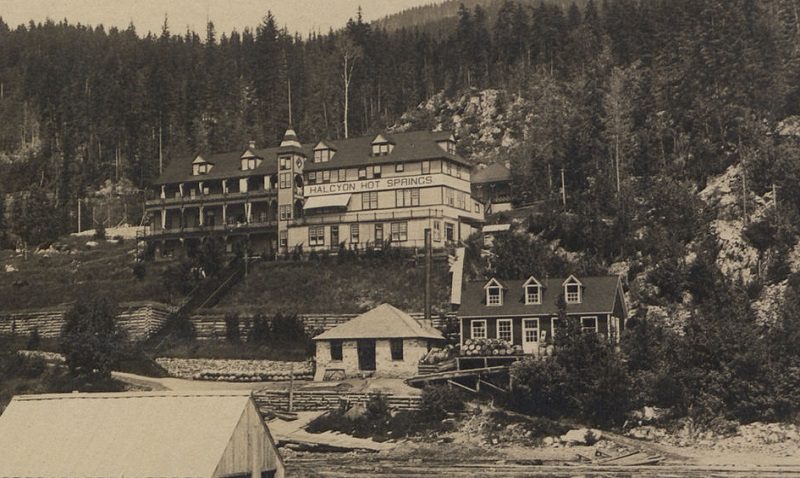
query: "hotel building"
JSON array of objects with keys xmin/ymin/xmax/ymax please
[{"xmin": 144, "ymin": 128, "xmax": 485, "ymax": 257}]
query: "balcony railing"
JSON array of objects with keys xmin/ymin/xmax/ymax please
[
  {"xmin": 141, "ymin": 220, "xmax": 277, "ymax": 238},
  {"xmin": 145, "ymin": 189, "xmax": 277, "ymax": 208},
  {"xmin": 292, "ymin": 208, "xmax": 445, "ymax": 226}
]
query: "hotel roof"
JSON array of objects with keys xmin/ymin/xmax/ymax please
[{"xmin": 154, "ymin": 130, "xmax": 468, "ymax": 185}]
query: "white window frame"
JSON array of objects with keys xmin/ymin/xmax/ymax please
[
  {"xmin": 395, "ymin": 163, "xmax": 404, "ymax": 172},
  {"xmin": 309, "ymin": 226, "xmax": 325, "ymax": 247},
  {"xmin": 581, "ymin": 316, "xmax": 598, "ymax": 334},
  {"xmin": 390, "ymin": 221, "xmax": 408, "ymax": 242},
  {"xmin": 358, "ymin": 168, "xmax": 367, "ymax": 179},
  {"xmin": 471, "ymin": 320, "xmax": 487, "ymax": 340},
  {"xmin": 522, "ymin": 318, "xmax": 540, "ymax": 344},
  {"xmin": 550, "ymin": 317, "xmax": 560, "ymax": 340},
  {"xmin": 486, "ymin": 286, "xmax": 502, "ymax": 306},
  {"xmin": 322, "ymin": 170, "xmax": 331, "ymax": 183},
  {"xmin": 525, "ymin": 285, "xmax": 541, "ymax": 305},
  {"xmin": 497, "ymin": 319, "xmax": 513, "ymax": 343},
  {"xmin": 373, "ymin": 165, "xmax": 382, "ymax": 178},
  {"xmin": 566, "ymin": 283, "xmax": 581, "ymax": 304},
  {"xmin": 362, "ymin": 191, "xmax": 378, "ymax": 210},
  {"xmin": 350, "ymin": 224, "xmax": 360, "ymax": 244}
]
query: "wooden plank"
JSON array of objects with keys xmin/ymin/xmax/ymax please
[
  {"xmin": 478, "ymin": 379, "xmax": 508, "ymax": 393},
  {"xmin": 447, "ymin": 379, "xmax": 478, "ymax": 394}
]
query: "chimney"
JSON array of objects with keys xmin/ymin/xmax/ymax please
[{"xmin": 249, "ymin": 140, "xmax": 256, "ymax": 150}]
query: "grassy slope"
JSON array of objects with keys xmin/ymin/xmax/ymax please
[
  {"xmin": 0, "ymin": 236, "xmax": 176, "ymax": 310},
  {"xmin": 213, "ymin": 257, "xmax": 452, "ymax": 315}
]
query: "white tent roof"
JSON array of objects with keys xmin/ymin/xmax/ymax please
[
  {"xmin": 0, "ymin": 391, "xmax": 256, "ymax": 478},
  {"xmin": 313, "ymin": 303, "xmax": 445, "ymax": 341},
  {"xmin": 303, "ymin": 194, "xmax": 351, "ymax": 210}
]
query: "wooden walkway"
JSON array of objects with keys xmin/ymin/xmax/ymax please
[{"xmin": 268, "ymin": 412, "xmax": 395, "ymax": 452}]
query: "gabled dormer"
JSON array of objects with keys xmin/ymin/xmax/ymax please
[
  {"xmin": 522, "ymin": 276, "xmax": 542, "ymax": 305},
  {"xmin": 313, "ymin": 141, "xmax": 336, "ymax": 163},
  {"xmin": 240, "ymin": 147, "xmax": 262, "ymax": 171},
  {"xmin": 563, "ymin": 275, "xmax": 583, "ymax": 304},
  {"xmin": 371, "ymin": 134, "xmax": 395, "ymax": 156},
  {"xmin": 484, "ymin": 278, "xmax": 505, "ymax": 306},
  {"xmin": 192, "ymin": 155, "xmax": 213, "ymax": 176},
  {"xmin": 436, "ymin": 133, "xmax": 457, "ymax": 155}
]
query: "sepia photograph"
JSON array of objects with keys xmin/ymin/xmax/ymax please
[{"xmin": 1, "ymin": 0, "xmax": 800, "ymax": 476}]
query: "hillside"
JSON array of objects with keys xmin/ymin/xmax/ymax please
[
  {"xmin": 210, "ymin": 256, "xmax": 452, "ymax": 316},
  {"xmin": 0, "ymin": 236, "xmax": 177, "ymax": 311}
]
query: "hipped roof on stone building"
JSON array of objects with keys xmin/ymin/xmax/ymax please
[{"xmin": 313, "ymin": 303, "xmax": 445, "ymax": 341}]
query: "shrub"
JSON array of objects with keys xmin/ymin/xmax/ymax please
[
  {"xmin": 26, "ymin": 327, "xmax": 41, "ymax": 350},
  {"xmin": 248, "ymin": 313, "xmax": 271, "ymax": 344},
  {"xmin": 271, "ymin": 312, "xmax": 306, "ymax": 343},
  {"xmin": 93, "ymin": 222, "xmax": 106, "ymax": 240},
  {"xmin": 132, "ymin": 261, "xmax": 146, "ymax": 280},
  {"xmin": 59, "ymin": 294, "xmax": 126, "ymax": 378},
  {"xmin": 420, "ymin": 384, "xmax": 465, "ymax": 420}
]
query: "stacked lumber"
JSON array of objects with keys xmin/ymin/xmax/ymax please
[
  {"xmin": 196, "ymin": 370, "xmax": 314, "ymax": 382},
  {"xmin": 461, "ymin": 338, "xmax": 522, "ymax": 356},
  {"xmin": 419, "ymin": 344, "xmax": 456, "ymax": 365},
  {"xmin": 254, "ymin": 391, "xmax": 422, "ymax": 412}
]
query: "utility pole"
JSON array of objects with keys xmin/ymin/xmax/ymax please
[
  {"xmin": 560, "ymin": 168, "xmax": 567, "ymax": 209},
  {"xmin": 158, "ymin": 122, "xmax": 163, "ymax": 175},
  {"xmin": 77, "ymin": 198, "xmax": 81, "ymax": 233},
  {"xmin": 742, "ymin": 167, "xmax": 748, "ymax": 225},
  {"xmin": 424, "ymin": 228, "xmax": 432, "ymax": 324}
]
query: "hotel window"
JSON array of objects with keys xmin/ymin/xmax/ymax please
[
  {"xmin": 308, "ymin": 172, "xmax": 317, "ymax": 184},
  {"xmin": 581, "ymin": 316, "xmax": 598, "ymax": 334},
  {"xmin": 338, "ymin": 169, "xmax": 347, "ymax": 182},
  {"xmin": 373, "ymin": 143, "xmax": 391, "ymax": 156},
  {"xmin": 330, "ymin": 340, "xmax": 343, "ymax": 361},
  {"xmin": 322, "ymin": 170, "xmax": 331, "ymax": 183},
  {"xmin": 390, "ymin": 339, "xmax": 404, "ymax": 360},
  {"xmin": 358, "ymin": 168, "xmax": 367, "ymax": 179},
  {"xmin": 497, "ymin": 319, "xmax": 512, "ymax": 343},
  {"xmin": 525, "ymin": 285, "xmax": 541, "ymax": 304},
  {"xmin": 486, "ymin": 285, "xmax": 502, "ymax": 306},
  {"xmin": 445, "ymin": 222, "xmax": 454, "ymax": 241},
  {"xmin": 373, "ymin": 165, "xmax": 382, "ymax": 178},
  {"xmin": 396, "ymin": 188, "xmax": 420, "ymax": 207},
  {"xmin": 279, "ymin": 173, "xmax": 291, "ymax": 189},
  {"xmin": 350, "ymin": 224, "xmax": 360, "ymax": 244},
  {"xmin": 445, "ymin": 188, "xmax": 455, "ymax": 206},
  {"xmin": 395, "ymin": 163, "xmax": 404, "ymax": 172},
  {"xmin": 457, "ymin": 191, "xmax": 466, "ymax": 210},
  {"xmin": 421, "ymin": 160, "xmax": 430, "ymax": 174},
  {"xmin": 471, "ymin": 320, "xmax": 487, "ymax": 340},
  {"xmin": 314, "ymin": 149, "xmax": 332, "ymax": 163},
  {"xmin": 309, "ymin": 225, "xmax": 325, "ymax": 246},
  {"xmin": 475, "ymin": 202, "xmax": 481, "ymax": 213},
  {"xmin": 447, "ymin": 141, "xmax": 456, "ymax": 154},
  {"xmin": 241, "ymin": 158, "xmax": 256, "ymax": 170},
  {"xmin": 445, "ymin": 161, "xmax": 452, "ymax": 176},
  {"xmin": 375, "ymin": 223, "xmax": 384, "ymax": 244},
  {"xmin": 433, "ymin": 221, "xmax": 441, "ymax": 241},
  {"xmin": 362, "ymin": 191, "xmax": 378, "ymax": 210},
  {"xmin": 279, "ymin": 231, "xmax": 287, "ymax": 248},
  {"xmin": 193, "ymin": 163, "xmax": 209, "ymax": 175},
  {"xmin": 390, "ymin": 222, "xmax": 408, "ymax": 242},
  {"xmin": 279, "ymin": 157, "xmax": 290, "ymax": 170},
  {"xmin": 566, "ymin": 283, "xmax": 581, "ymax": 304},
  {"xmin": 279, "ymin": 205, "xmax": 292, "ymax": 220}
]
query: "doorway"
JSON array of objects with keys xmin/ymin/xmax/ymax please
[
  {"xmin": 357, "ymin": 339, "xmax": 376, "ymax": 371},
  {"xmin": 522, "ymin": 318, "xmax": 539, "ymax": 355}
]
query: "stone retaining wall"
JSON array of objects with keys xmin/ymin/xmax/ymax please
[
  {"xmin": 254, "ymin": 390, "xmax": 422, "ymax": 412},
  {"xmin": 0, "ymin": 302, "xmax": 173, "ymax": 341},
  {"xmin": 190, "ymin": 312, "xmax": 452, "ymax": 340}
]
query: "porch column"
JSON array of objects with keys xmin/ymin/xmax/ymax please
[
  {"xmin": 245, "ymin": 202, "xmax": 252, "ymax": 223},
  {"xmin": 160, "ymin": 185, "xmax": 166, "ymax": 199},
  {"xmin": 160, "ymin": 208, "xmax": 166, "ymax": 229},
  {"xmin": 222, "ymin": 179, "xmax": 228, "ymax": 194},
  {"xmin": 199, "ymin": 206, "xmax": 204, "ymax": 226},
  {"xmin": 222, "ymin": 204, "xmax": 227, "ymax": 225},
  {"xmin": 179, "ymin": 183, "xmax": 184, "ymax": 197}
]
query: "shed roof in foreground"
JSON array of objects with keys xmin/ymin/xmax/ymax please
[
  {"xmin": 0, "ymin": 391, "xmax": 257, "ymax": 478},
  {"xmin": 313, "ymin": 303, "xmax": 445, "ymax": 341}
]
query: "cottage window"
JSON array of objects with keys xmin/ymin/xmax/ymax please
[
  {"xmin": 330, "ymin": 340, "xmax": 343, "ymax": 361},
  {"xmin": 497, "ymin": 319, "xmax": 512, "ymax": 343},
  {"xmin": 525, "ymin": 285, "xmax": 541, "ymax": 305},
  {"xmin": 566, "ymin": 283, "xmax": 581, "ymax": 303},
  {"xmin": 390, "ymin": 222, "xmax": 408, "ymax": 242},
  {"xmin": 350, "ymin": 224, "xmax": 360, "ymax": 244},
  {"xmin": 390, "ymin": 339, "xmax": 404, "ymax": 360},
  {"xmin": 486, "ymin": 286, "xmax": 502, "ymax": 306},
  {"xmin": 309, "ymin": 226, "xmax": 325, "ymax": 246},
  {"xmin": 395, "ymin": 163, "xmax": 404, "ymax": 172},
  {"xmin": 422, "ymin": 161, "xmax": 430, "ymax": 174},
  {"xmin": 362, "ymin": 191, "xmax": 378, "ymax": 210},
  {"xmin": 581, "ymin": 316, "xmax": 598, "ymax": 333},
  {"xmin": 471, "ymin": 320, "xmax": 487, "ymax": 340}
]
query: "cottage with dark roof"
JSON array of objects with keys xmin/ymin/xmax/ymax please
[
  {"xmin": 471, "ymin": 160, "xmax": 512, "ymax": 214},
  {"xmin": 144, "ymin": 128, "xmax": 485, "ymax": 258},
  {"xmin": 312, "ymin": 303, "xmax": 445, "ymax": 380},
  {"xmin": 457, "ymin": 275, "xmax": 627, "ymax": 355}
]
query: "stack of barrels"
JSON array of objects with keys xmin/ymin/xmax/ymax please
[{"xmin": 461, "ymin": 338, "xmax": 522, "ymax": 356}]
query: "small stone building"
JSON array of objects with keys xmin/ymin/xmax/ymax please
[
  {"xmin": 0, "ymin": 391, "xmax": 284, "ymax": 478},
  {"xmin": 313, "ymin": 303, "xmax": 445, "ymax": 380}
]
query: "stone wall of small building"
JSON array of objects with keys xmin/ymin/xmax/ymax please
[{"xmin": 314, "ymin": 337, "xmax": 434, "ymax": 381}]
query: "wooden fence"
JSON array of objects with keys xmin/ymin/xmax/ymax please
[{"xmin": 254, "ymin": 390, "xmax": 422, "ymax": 412}]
